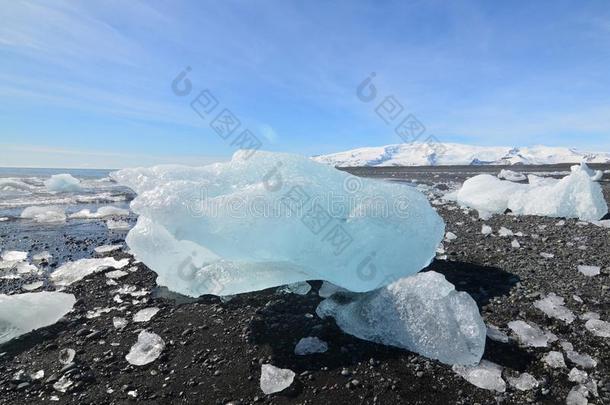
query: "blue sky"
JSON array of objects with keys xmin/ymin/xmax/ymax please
[{"xmin": 1, "ymin": 0, "xmax": 609, "ymax": 168}]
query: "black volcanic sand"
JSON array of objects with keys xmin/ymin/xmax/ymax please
[{"xmin": 0, "ymin": 167, "xmax": 609, "ymax": 404}]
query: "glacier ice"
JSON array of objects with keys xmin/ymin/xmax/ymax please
[
  {"xmin": 316, "ymin": 271, "xmax": 485, "ymax": 365},
  {"xmin": 456, "ymin": 163, "xmax": 608, "ymax": 221},
  {"xmin": 0, "ymin": 292, "xmax": 75, "ymax": 344},
  {"xmin": 133, "ymin": 307, "xmax": 160, "ymax": 322},
  {"xmin": 294, "ymin": 336, "xmax": 328, "ymax": 355},
  {"xmin": 533, "ymin": 293, "xmax": 575, "ymax": 323},
  {"xmin": 106, "ymin": 219, "xmax": 130, "ymax": 230},
  {"xmin": 21, "ymin": 206, "xmax": 66, "ymax": 223},
  {"xmin": 44, "ymin": 174, "xmax": 82, "ymax": 193},
  {"xmin": 318, "ymin": 281, "xmax": 348, "ymax": 298},
  {"xmin": 276, "ymin": 282, "xmax": 311, "ymax": 295},
  {"xmin": 260, "ymin": 364, "xmax": 295, "ymax": 394},
  {"xmin": 112, "ymin": 151, "xmax": 445, "ymax": 296},
  {"xmin": 486, "ymin": 324, "xmax": 509, "ymax": 343},
  {"xmin": 577, "ymin": 265, "xmax": 600, "ymax": 277},
  {"xmin": 69, "ymin": 206, "xmax": 129, "ymax": 219},
  {"xmin": 1, "ymin": 251, "xmax": 27, "ymax": 262},
  {"xmin": 59, "ymin": 348, "xmax": 76, "ymax": 365},
  {"xmin": 452, "ymin": 360, "xmax": 506, "ymax": 392},
  {"xmin": 481, "ymin": 225, "xmax": 492, "ymax": 235},
  {"xmin": 506, "ymin": 372, "xmax": 538, "ymax": 391},
  {"xmin": 543, "ymin": 351, "xmax": 566, "ymax": 368},
  {"xmin": 508, "ymin": 320, "xmax": 557, "ymax": 347},
  {"xmin": 497, "ymin": 169, "xmax": 526, "ymax": 182},
  {"xmin": 125, "ymin": 330, "xmax": 165, "ymax": 366},
  {"xmin": 584, "ymin": 319, "xmax": 610, "ymax": 338},
  {"xmin": 51, "ymin": 257, "xmax": 130, "ymax": 286},
  {"xmin": 94, "ymin": 244, "xmax": 123, "ymax": 254}
]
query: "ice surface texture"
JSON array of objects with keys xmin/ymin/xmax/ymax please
[
  {"xmin": 51, "ymin": 257, "xmax": 130, "ymax": 286},
  {"xmin": 44, "ymin": 174, "xmax": 82, "ymax": 193},
  {"xmin": 456, "ymin": 163, "xmax": 608, "ymax": 221},
  {"xmin": 260, "ymin": 364, "xmax": 295, "ymax": 394},
  {"xmin": 112, "ymin": 151, "xmax": 445, "ymax": 296},
  {"xmin": 0, "ymin": 292, "xmax": 75, "ymax": 344},
  {"xmin": 125, "ymin": 330, "xmax": 165, "ymax": 366},
  {"xmin": 316, "ymin": 271, "xmax": 485, "ymax": 365}
]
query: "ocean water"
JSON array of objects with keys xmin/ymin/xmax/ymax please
[
  {"xmin": 0, "ymin": 167, "xmax": 136, "ymax": 269},
  {"xmin": 0, "ymin": 167, "xmax": 134, "ymax": 218}
]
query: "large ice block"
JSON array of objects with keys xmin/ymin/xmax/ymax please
[
  {"xmin": 112, "ymin": 151, "xmax": 445, "ymax": 296},
  {"xmin": 316, "ymin": 271, "xmax": 486, "ymax": 365}
]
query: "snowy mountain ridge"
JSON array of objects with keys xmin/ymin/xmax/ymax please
[{"xmin": 313, "ymin": 142, "xmax": 610, "ymax": 167}]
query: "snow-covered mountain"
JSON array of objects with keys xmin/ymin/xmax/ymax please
[{"xmin": 313, "ymin": 143, "xmax": 610, "ymax": 167}]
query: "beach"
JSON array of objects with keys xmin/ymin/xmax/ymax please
[{"xmin": 0, "ymin": 165, "xmax": 608, "ymax": 404}]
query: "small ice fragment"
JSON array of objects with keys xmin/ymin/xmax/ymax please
[
  {"xmin": 21, "ymin": 206, "xmax": 66, "ymax": 223},
  {"xmin": 52, "ymin": 257, "xmax": 130, "ymax": 286},
  {"xmin": 481, "ymin": 225, "xmax": 492, "ymax": 235},
  {"xmin": 486, "ymin": 324, "xmax": 509, "ymax": 343},
  {"xmin": 497, "ymin": 169, "xmax": 526, "ymax": 182},
  {"xmin": 53, "ymin": 375, "xmax": 73, "ymax": 393},
  {"xmin": 69, "ymin": 206, "xmax": 129, "ymax": 219},
  {"xmin": 125, "ymin": 330, "xmax": 165, "ymax": 366},
  {"xmin": 86, "ymin": 307, "xmax": 114, "ymax": 319},
  {"xmin": 543, "ymin": 351, "xmax": 566, "ymax": 368},
  {"xmin": 94, "ymin": 244, "xmax": 123, "ymax": 254},
  {"xmin": 318, "ymin": 281, "xmax": 347, "ymax": 298},
  {"xmin": 584, "ymin": 319, "xmax": 610, "ymax": 338},
  {"xmin": 16, "ymin": 262, "xmax": 38, "ymax": 274},
  {"xmin": 260, "ymin": 364, "xmax": 295, "ymax": 395},
  {"xmin": 22, "ymin": 281, "xmax": 44, "ymax": 291},
  {"xmin": 572, "ymin": 295, "xmax": 583, "ymax": 303},
  {"xmin": 566, "ymin": 384, "xmax": 589, "ymax": 405},
  {"xmin": 506, "ymin": 372, "xmax": 538, "ymax": 391},
  {"xmin": 59, "ymin": 348, "xmax": 75, "ymax": 365},
  {"xmin": 276, "ymin": 282, "xmax": 311, "ymax": 295},
  {"xmin": 533, "ymin": 293, "xmax": 575, "ymax": 323},
  {"xmin": 445, "ymin": 232, "xmax": 458, "ymax": 241},
  {"xmin": 30, "ymin": 370, "xmax": 44, "ymax": 380},
  {"xmin": 508, "ymin": 320, "xmax": 556, "ymax": 348},
  {"xmin": 540, "ymin": 252, "xmax": 554, "ymax": 259},
  {"xmin": 127, "ymin": 390, "xmax": 137, "ymax": 398},
  {"xmin": 1, "ymin": 251, "xmax": 27, "ymax": 262},
  {"xmin": 105, "ymin": 270, "xmax": 128, "ymax": 279},
  {"xmin": 113, "ymin": 316, "xmax": 128, "ymax": 330},
  {"xmin": 568, "ymin": 368, "xmax": 588, "ymax": 384},
  {"xmin": 294, "ymin": 337, "xmax": 328, "ymax": 355},
  {"xmin": 44, "ymin": 174, "xmax": 82, "ymax": 193},
  {"xmin": 0, "ymin": 292, "xmax": 76, "ymax": 344},
  {"xmin": 555, "ymin": 220, "xmax": 566, "ymax": 226},
  {"xmin": 452, "ymin": 360, "xmax": 506, "ymax": 392},
  {"xmin": 566, "ymin": 350, "xmax": 597, "ymax": 369},
  {"xmin": 511, "ymin": 240, "xmax": 520, "ymax": 248},
  {"xmin": 498, "ymin": 227, "xmax": 513, "ymax": 237},
  {"xmin": 577, "ymin": 265, "xmax": 600, "ymax": 277},
  {"xmin": 106, "ymin": 219, "xmax": 130, "ymax": 230},
  {"xmin": 478, "ymin": 210, "xmax": 493, "ymax": 220},
  {"xmin": 133, "ymin": 307, "xmax": 160, "ymax": 323},
  {"xmin": 32, "ymin": 251, "xmax": 52, "ymax": 262},
  {"xmin": 580, "ymin": 312, "xmax": 599, "ymax": 321}
]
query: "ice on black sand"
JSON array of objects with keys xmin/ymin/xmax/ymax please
[
  {"xmin": 125, "ymin": 330, "xmax": 165, "ymax": 366},
  {"xmin": 260, "ymin": 364, "xmax": 295, "ymax": 395}
]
